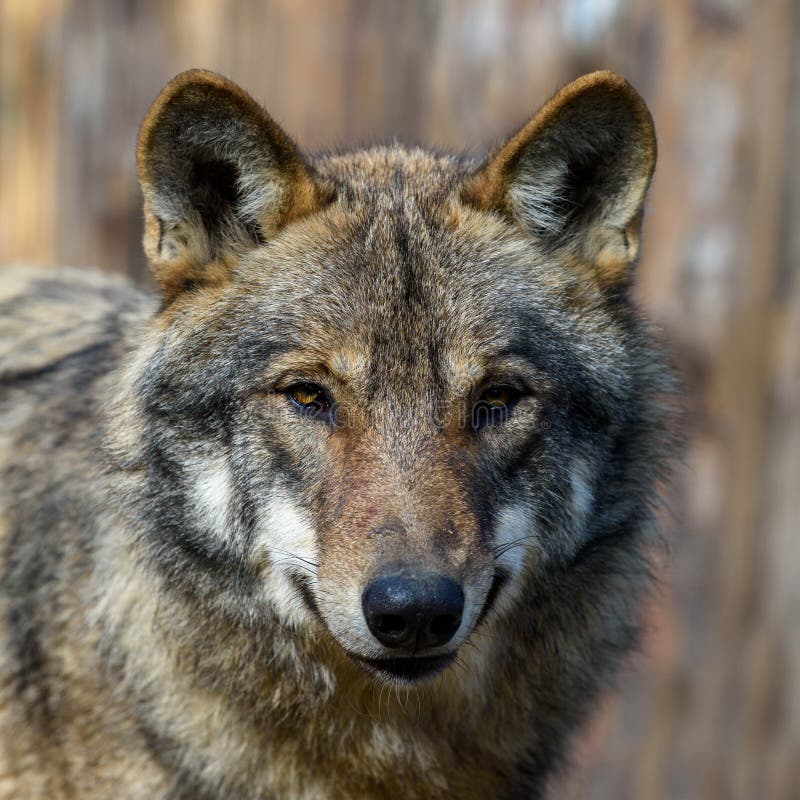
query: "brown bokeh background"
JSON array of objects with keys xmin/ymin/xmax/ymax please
[{"xmin": 1, "ymin": 2, "xmax": 798, "ymax": 798}]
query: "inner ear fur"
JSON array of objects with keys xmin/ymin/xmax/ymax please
[
  {"xmin": 461, "ymin": 71, "xmax": 656, "ymax": 288},
  {"xmin": 137, "ymin": 69, "xmax": 331, "ymax": 300}
]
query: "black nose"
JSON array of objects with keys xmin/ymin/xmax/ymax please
[{"xmin": 362, "ymin": 572, "xmax": 464, "ymax": 651}]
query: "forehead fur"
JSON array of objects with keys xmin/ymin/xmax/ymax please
[
  {"xmin": 231, "ymin": 145, "xmax": 584, "ymax": 347},
  {"xmin": 314, "ymin": 145, "xmax": 467, "ymax": 201},
  {"xmin": 152, "ymin": 141, "xmax": 633, "ymax": 433}
]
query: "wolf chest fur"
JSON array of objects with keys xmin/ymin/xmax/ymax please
[{"xmin": 0, "ymin": 70, "xmax": 676, "ymax": 798}]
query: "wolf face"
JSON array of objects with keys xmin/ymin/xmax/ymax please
[{"xmin": 124, "ymin": 69, "xmax": 666, "ymax": 690}]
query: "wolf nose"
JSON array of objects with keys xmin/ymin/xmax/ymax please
[{"xmin": 362, "ymin": 572, "xmax": 464, "ymax": 651}]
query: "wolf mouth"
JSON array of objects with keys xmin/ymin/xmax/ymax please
[
  {"xmin": 290, "ymin": 574, "xmax": 329, "ymax": 627},
  {"xmin": 474, "ymin": 570, "xmax": 508, "ymax": 629},
  {"xmin": 351, "ymin": 571, "xmax": 508, "ymax": 683},
  {"xmin": 288, "ymin": 575, "xmax": 456, "ymax": 681},
  {"xmin": 350, "ymin": 652, "xmax": 457, "ymax": 682},
  {"xmin": 291, "ymin": 570, "xmax": 507, "ymax": 682}
]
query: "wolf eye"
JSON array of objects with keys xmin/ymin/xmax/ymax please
[
  {"xmin": 284, "ymin": 382, "xmax": 333, "ymax": 420},
  {"xmin": 471, "ymin": 385, "xmax": 522, "ymax": 431}
]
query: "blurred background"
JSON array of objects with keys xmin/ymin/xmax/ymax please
[{"xmin": 1, "ymin": 1, "xmax": 798, "ymax": 798}]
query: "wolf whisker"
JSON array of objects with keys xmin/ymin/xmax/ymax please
[
  {"xmin": 267, "ymin": 547, "xmax": 319, "ymax": 569},
  {"xmin": 493, "ymin": 535, "xmax": 537, "ymax": 558}
]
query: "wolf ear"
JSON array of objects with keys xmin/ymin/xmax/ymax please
[
  {"xmin": 461, "ymin": 71, "xmax": 656, "ymax": 288},
  {"xmin": 137, "ymin": 69, "xmax": 330, "ymax": 300}
]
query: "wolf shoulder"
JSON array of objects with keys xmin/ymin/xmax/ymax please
[
  {"xmin": 0, "ymin": 263, "xmax": 154, "ymax": 487},
  {"xmin": 0, "ymin": 264, "xmax": 154, "ymax": 387}
]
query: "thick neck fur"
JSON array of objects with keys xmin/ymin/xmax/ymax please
[{"xmin": 90, "ymin": 345, "xmax": 655, "ymax": 799}]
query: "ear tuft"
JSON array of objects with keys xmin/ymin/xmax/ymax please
[
  {"xmin": 462, "ymin": 71, "xmax": 656, "ymax": 288},
  {"xmin": 137, "ymin": 69, "xmax": 331, "ymax": 300}
]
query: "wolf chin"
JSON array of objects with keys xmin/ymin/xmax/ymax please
[{"xmin": 0, "ymin": 70, "xmax": 677, "ymax": 799}]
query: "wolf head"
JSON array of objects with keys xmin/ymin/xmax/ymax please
[{"xmin": 128, "ymin": 69, "xmax": 667, "ymax": 685}]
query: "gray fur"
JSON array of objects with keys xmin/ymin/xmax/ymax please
[{"xmin": 0, "ymin": 71, "xmax": 678, "ymax": 799}]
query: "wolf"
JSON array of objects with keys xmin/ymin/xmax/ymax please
[{"xmin": 0, "ymin": 69, "xmax": 676, "ymax": 799}]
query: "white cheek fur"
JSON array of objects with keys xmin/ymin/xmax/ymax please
[
  {"xmin": 260, "ymin": 494, "xmax": 319, "ymax": 572},
  {"xmin": 253, "ymin": 492, "xmax": 321, "ymax": 629},
  {"xmin": 491, "ymin": 502, "xmax": 539, "ymax": 617},
  {"xmin": 191, "ymin": 456, "xmax": 234, "ymax": 536},
  {"xmin": 493, "ymin": 503, "xmax": 537, "ymax": 579},
  {"xmin": 569, "ymin": 457, "xmax": 595, "ymax": 525}
]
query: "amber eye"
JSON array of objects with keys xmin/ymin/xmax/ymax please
[
  {"xmin": 284, "ymin": 382, "xmax": 333, "ymax": 420},
  {"xmin": 471, "ymin": 385, "xmax": 522, "ymax": 430}
]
